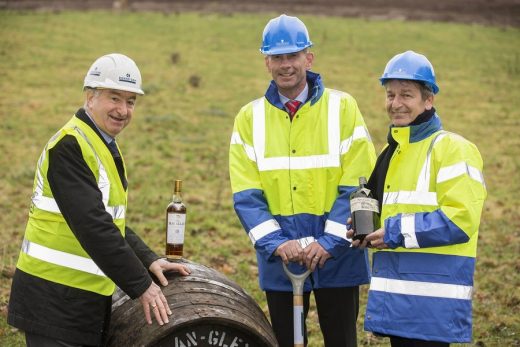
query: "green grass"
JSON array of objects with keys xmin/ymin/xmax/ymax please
[{"xmin": 1, "ymin": 10, "xmax": 519, "ymax": 346}]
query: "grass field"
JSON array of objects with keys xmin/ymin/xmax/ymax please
[{"xmin": 0, "ymin": 9, "xmax": 519, "ymax": 346}]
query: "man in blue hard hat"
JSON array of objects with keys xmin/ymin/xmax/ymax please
[
  {"xmin": 229, "ymin": 14, "xmax": 377, "ymax": 346},
  {"xmin": 348, "ymin": 51, "xmax": 487, "ymax": 346}
]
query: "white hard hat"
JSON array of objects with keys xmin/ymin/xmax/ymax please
[{"xmin": 83, "ymin": 53, "xmax": 144, "ymax": 95}]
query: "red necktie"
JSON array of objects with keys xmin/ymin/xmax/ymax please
[{"xmin": 285, "ymin": 100, "xmax": 301, "ymax": 120}]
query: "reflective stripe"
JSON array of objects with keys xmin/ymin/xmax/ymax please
[
  {"xmin": 106, "ymin": 205, "xmax": 126, "ymax": 219},
  {"xmin": 340, "ymin": 126, "xmax": 371, "ymax": 155},
  {"xmin": 370, "ymin": 276, "xmax": 472, "ymax": 300},
  {"xmin": 31, "ymin": 126, "xmax": 124, "ymax": 220},
  {"xmin": 230, "ymin": 131, "xmax": 257, "ymax": 162},
  {"xmin": 437, "ymin": 161, "xmax": 485, "ymax": 186},
  {"xmin": 297, "ymin": 236, "xmax": 316, "ymax": 248},
  {"xmin": 401, "ymin": 213, "xmax": 419, "ymax": 248},
  {"xmin": 74, "ymin": 127, "xmax": 110, "ymax": 209},
  {"xmin": 248, "ymin": 219, "xmax": 281, "ymax": 245},
  {"xmin": 416, "ymin": 132, "xmax": 448, "ymax": 192},
  {"xmin": 324, "ymin": 219, "xmax": 349, "ymax": 240},
  {"xmin": 383, "ymin": 191, "xmax": 438, "ymax": 206},
  {"xmin": 32, "ymin": 194, "xmax": 61, "ymax": 213},
  {"xmin": 384, "ymin": 132, "xmax": 445, "ymax": 207},
  {"xmin": 251, "ymin": 92, "xmax": 343, "ymax": 172},
  {"xmin": 21, "ymin": 239, "xmax": 106, "ymax": 277},
  {"xmin": 384, "ymin": 131, "xmax": 486, "ymax": 209}
]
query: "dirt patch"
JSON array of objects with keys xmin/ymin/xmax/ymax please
[{"xmin": 2, "ymin": 0, "xmax": 520, "ymax": 27}]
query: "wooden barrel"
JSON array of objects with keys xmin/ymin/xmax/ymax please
[{"xmin": 107, "ymin": 259, "xmax": 278, "ymax": 347}]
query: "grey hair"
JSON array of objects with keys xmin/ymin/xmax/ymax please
[
  {"xmin": 383, "ymin": 80, "xmax": 434, "ymax": 101},
  {"xmin": 83, "ymin": 87, "xmax": 102, "ymax": 108}
]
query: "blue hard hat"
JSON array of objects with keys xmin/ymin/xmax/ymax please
[
  {"xmin": 380, "ymin": 50, "xmax": 439, "ymax": 94},
  {"xmin": 260, "ymin": 14, "xmax": 313, "ymax": 55}
]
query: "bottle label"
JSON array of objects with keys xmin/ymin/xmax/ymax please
[
  {"xmin": 351, "ymin": 197, "xmax": 379, "ymax": 213},
  {"xmin": 167, "ymin": 213, "xmax": 186, "ymax": 244}
]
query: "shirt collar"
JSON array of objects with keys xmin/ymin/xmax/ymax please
[
  {"xmin": 84, "ymin": 109, "xmax": 116, "ymax": 144},
  {"xmin": 278, "ymin": 83, "xmax": 309, "ymax": 105}
]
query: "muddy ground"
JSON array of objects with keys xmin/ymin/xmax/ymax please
[{"xmin": 2, "ymin": 0, "xmax": 520, "ymax": 27}]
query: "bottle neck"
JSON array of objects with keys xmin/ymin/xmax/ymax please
[{"xmin": 172, "ymin": 192, "xmax": 182, "ymax": 203}]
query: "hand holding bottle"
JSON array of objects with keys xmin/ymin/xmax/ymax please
[
  {"xmin": 349, "ymin": 177, "xmax": 380, "ymax": 242},
  {"xmin": 347, "ymin": 218, "xmax": 387, "ymax": 249}
]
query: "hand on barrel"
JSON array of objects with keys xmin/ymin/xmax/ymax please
[
  {"xmin": 140, "ymin": 282, "xmax": 170, "ymax": 325},
  {"xmin": 140, "ymin": 259, "xmax": 191, "ymax": 325},
  {"xmin": 302, "ymin": 241, "xmax": 330, "ymax": 271},
  {"xmin": 346, "ymin": 217, "xmax": 388, "ymax": 249},
  {"xmin": 149, "ymin": 258, "xmax": 191, "ymax": 286}
]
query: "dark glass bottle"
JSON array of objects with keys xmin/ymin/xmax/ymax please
[
  {"xmin": 350, "ymin": 177, "xmax": 380, "ymax": 242},
  {"xmin": 166, "ymin": 179, "xmax": 186, "ymax": 259}
]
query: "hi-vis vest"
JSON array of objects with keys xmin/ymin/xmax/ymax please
[
  {"xmin": 17, "ymin": 116, "xmax": 127, "ymax": 296},
  {"xmin": 365, "ymin": 118, "xmax": 487, "ymax": 342}
]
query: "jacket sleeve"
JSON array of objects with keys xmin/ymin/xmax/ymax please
[
  {"xmin": 229, "ymin": 106, "xmax": 288, "ymax": 260},
  {"xmin": 125, "ymin": 226, "xmax": 160, "ymax": 270},
  {"xmin": 48, "ymin": 135, "xmax": 152, "ymax": 299},
  {"xmin": 318, "ymin": 93, "xmax": 377, "ymax": 257},
  {"xmin": 384, "ymin": 135, "xmax": 487, "ymax": 249}
]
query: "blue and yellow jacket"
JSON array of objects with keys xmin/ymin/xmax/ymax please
[
  {"xmin": 229, "ymin": 71, "xmax": 376, "ymax": 291},
  {"xmin": 364, "ymin": 114, "xmax": 487, "ymax": 342}
]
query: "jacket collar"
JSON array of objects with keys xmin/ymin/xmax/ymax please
[
  {"xmin": 264, "ymin": 71, "xmax": 324, "ymax": 110},
  {"xmin": 390, "ymin": 113, "xmax": 443, "ymax": 145},
  {"xmin": 75, "ymin": 108, "xmax": 112, "ymax": 147}
]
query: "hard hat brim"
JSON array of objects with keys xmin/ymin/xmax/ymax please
[
  {"xmin": 379, "ymin": 77, "xmax": 439, "ymax": 94},
  {"xmin": 260, "ymin": 43, "xmax": 313, "ymax": 56},
  {"xmin": 84, "ymin": 80, "xmax": 145, "ymax": 95}
]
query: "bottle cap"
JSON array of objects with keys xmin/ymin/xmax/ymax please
[
  {"xmin": 359, "ymin": 176, "xmax": 367, "ymax": 185},
  {"xmin": 174, "ymin": 179, "xmax": 182, "ymax": 192}
]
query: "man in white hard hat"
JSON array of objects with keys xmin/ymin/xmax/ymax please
[
  {"xmin": 8, "ymin": 53, "xmax": 190, "ymax": 346},
  {"xmin": 229, "ymin": 15, "xmax": 376, "ymax": 346}
]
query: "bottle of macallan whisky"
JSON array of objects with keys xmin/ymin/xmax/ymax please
[
  {"xmin": 166, "ymin": 179, "xmax": 186, "ymax": 259},
  {"xmin": 350, "ymin": 176, "xmax": 380, "ymax": 242}
]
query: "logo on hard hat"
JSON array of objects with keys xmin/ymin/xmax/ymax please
[
  {"xmin": 276, "ymin": 39, "xmax": 289, "ymax": 47},
  {"xmin": 118, "ymin": 73, "xmax": 137, "ymax": 84},
  {"xmin": 89, "ymin": 67, "xmax": 101, "ymax": 76}
]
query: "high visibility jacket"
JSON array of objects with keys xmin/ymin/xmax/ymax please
[
  {"xmin": 17, "ymin": 115, "xmax": 127, "ymax": 296},
  {"xmin": 364, "ymin": 114, "xmax": 487, "ymax": 342},
  {"xmin": 229, "ymin": 72, "xmax": 376, "ymax": 291}
]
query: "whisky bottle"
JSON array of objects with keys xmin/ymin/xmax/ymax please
[
  {"xmin": 350, "ymin": 177, "xmax": 380, "ymax": 242},
  {"xmin": 166, "ymin": 179, "xmax": 186, "ymax": 259}
]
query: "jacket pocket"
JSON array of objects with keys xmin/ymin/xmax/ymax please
[{"xmin": 397, "ymin": 252, "xmax": 453, "ymax": 276}]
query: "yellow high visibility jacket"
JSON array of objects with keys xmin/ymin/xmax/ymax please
[
  {"xmin": 365, "ymin": 114, "xmax": 487, "ymax": 342},
  {"xmin": 17, "ymin": 115, "xmax": 127, "ymax": 296},
  {"xmin": 229, "ymin": 72, "xmax": 376, "ymax": 291}
]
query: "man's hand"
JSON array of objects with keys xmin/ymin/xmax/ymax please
[
  {"xmin": 275, "ymin": 240, "xmax": 304, "ymax": 265},
  {"xmin": 149, "ymin": 258, "xmax": 191, "ymax": 286},
  {"xmin": 140, "ymin": 259, "xmax": 191, "ymax": 325},
  {"xmin": 139, "ymin": 281, "xmax": 170, "ymax": 325},
  {"xmin": 302, "ymin": 241, "xmax": 330, "ymax": 271},
  {"xmin": 347, "ymin": 218, "xmax": 388, "ymax": 250},
  {"xmin": 364, "ymin": 228, "xmax": 388, "ymax": 249}
]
